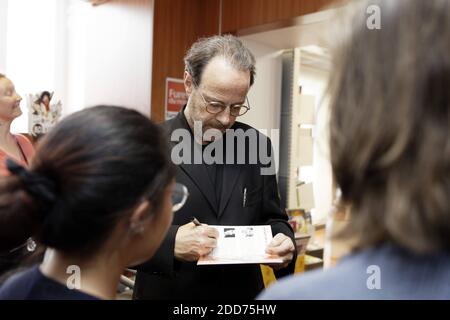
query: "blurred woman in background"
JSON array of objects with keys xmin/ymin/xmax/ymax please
[
  {"xmin": 259, "ymin": 0, "xmax": 450, "ymax": 299},
  {"xmin": 0, "ymin": 105, "xmax": 177, "ymax": 299},
  {"xmin": 0, "ymin": 73, "xmax": 36, "ymax": 279},
  {"xmin": 0, "ymin": 73, "xmax": 33, "ymax": 174}
]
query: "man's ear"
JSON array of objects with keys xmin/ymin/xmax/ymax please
[
  {"xmin": 184, "ymin": 71, "xmax": 193, "ymax": 96},
  {"xmin": 129, "ymin": 201, "xmax": 152, "ymax": 234}
]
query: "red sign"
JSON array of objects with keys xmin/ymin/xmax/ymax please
[{"xmin": 165, "ymin": 78, "xmax": 188, "ymax": 120}]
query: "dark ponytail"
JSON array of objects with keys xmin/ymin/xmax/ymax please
[{"xmin": 0, "ymin": 105, "xmax": 174, "ymax": 257}]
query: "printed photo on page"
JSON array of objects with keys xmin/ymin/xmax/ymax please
[{"xmin": 197, "ymin": 225, "xmax": 283, "ymax": 265}]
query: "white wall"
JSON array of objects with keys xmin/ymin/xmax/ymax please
[
  {"xmin": 66, "ymin": 0, "xmax": 153, "ymax": 117},
  {"xmin": 3, "ymin": 0, "xmax": 60, "ymax": 133},
  {"xmin": 239, "ymin": 38, "xmax": 283, "ymax": 145},
  {"xmin": 1, "ymin": 0, "xmax": 153, "ymax": 134},
  {"xmin": 0, "ymin": 0, "xmax": 8, "ymax": 73}
]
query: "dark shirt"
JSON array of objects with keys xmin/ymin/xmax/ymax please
[
  {"xmin": 186, "ymin": 109, "xmax": 224, "ymax": 212},
  {"xmin": 0, "ymin": 266, "xmax": 98, "ymax": 300},
  {"xmin": 202, "ymin": 144, "xmax": 224, "ymax": 211}
]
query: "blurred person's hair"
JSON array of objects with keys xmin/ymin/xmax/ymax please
[
  {"xmin": 329, "ymin": 0, "xmax": 450, "ymax": 253},
  {"xmin": 0, "ymin": 105, "xmax": 174, "ymax": 256},
  {"xmin": 184, "ymin": 34, "xmax": 256, "ymax": 87}
]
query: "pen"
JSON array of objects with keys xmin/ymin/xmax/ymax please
[
  {"xmin": 191, "ymin": 217, "xmax": 201, "ymax": 226},
  {"xmin": 243, "ymin": 188, "xmax": 247, "ymax": 207}
]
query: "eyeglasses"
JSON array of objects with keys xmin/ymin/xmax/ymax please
[
  {"xmin": 189, "ymin": 74, "xmax": 251, "ymax": 117},
  {"xmin": 197, "ymin": 90, "xmax": 251, "ymax": 117},
  {"xmin": 172, "ymin": 183, "xmax": 189, "ymax": 212}
]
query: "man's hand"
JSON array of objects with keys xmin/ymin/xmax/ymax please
[
  {"xmin": 175, "ymin": 222, "xmax": 219, "ymax": 262},
  {"xmin": 264, "ymin": 233, "xmax": 295, "ymax": 270}
]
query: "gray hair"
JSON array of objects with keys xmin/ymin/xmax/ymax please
[{"xmin": 184, "ymin": 35, "xmax": 256, "ymax": 87}]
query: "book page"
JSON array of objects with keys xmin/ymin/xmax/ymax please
[{"xmin": 197, "ymin": 225, "xmax": 283, "ymax": 265}]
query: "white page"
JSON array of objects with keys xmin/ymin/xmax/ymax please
[{"xmin": 197, "ymin": 225, "xmax": 283, "ymax": 265}]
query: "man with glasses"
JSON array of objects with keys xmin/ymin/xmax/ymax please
[{"xmin": 134, "ymin": 35, "xmax": 296, "ymax": 300}]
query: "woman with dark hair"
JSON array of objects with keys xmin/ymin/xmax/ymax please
[
  {"xmin": 259, "ymin": 0, "xmax": 450, "ymax": 299},
  {"xmin": 0, "ymin": 105, "xmax": 178, "ymax": 299}
]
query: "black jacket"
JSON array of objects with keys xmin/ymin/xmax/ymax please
[{"xmin": 133, "ymin": 110, "xmax": 296, "ymax": 300}]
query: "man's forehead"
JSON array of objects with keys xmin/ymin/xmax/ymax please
[
  {"xmin": 201, "ymin": 62, "xmax": 250, "ymax": 90},
  {"xmin": 202, "ymin": 85, "xmax": 247, "ymax": 103},
  {"xmin": 203, "ymin": 56, "xmax": 247, "ymax": 76}
]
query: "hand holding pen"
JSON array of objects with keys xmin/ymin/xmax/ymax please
[{"xmin": 174, "ymin": 216, "xmax": 219, "ymax": 262}]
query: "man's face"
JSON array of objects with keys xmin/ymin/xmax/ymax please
[{"xmin": 184, "ymin": 56, "xmax": 250, "ymax": 143}]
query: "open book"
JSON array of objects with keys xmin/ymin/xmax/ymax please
[{"xmin": 197, "ymin": 225, "xmax": 283, "ymax": 265}]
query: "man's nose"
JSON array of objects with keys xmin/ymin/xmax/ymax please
[
  {"xmin": 216, "ymin": 107, "xmax": 232, "ymax": 127},
  {"xmin": 15, "ymin": 93, "xmax": 22, "ymax": 102}
]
